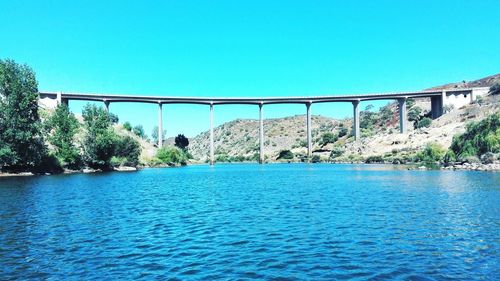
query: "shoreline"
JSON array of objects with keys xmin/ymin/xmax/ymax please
[{"xmin": 2, "ymin": 161, "xmax": 498, "ymax": 178}]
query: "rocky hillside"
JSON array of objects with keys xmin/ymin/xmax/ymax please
[{"xmin": 188, "ymin": 75, "xmax": 499, "ymax": 162}]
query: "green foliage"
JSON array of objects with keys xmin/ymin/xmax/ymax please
[
  {"xmin": 443, "ymin": 150, "xmax": 456, "ymax": 164},
  {"xmin": 0, "ymin": 59, "xmax": 46, "ymax": 170},
  {"xmin": 44, "ymin": 104, "xmax": 82, "ymax": 169},
  {"xmin": 123, "ymin": 122, "xmax": 132, "ymax": 131},
  {"xmin": 277, "ymin": 150, "xmax": 294, "ymax": 160},
  {"xmin": 108, "ymin": 113, "xmax": 119, "ymax": 124},
  {"xmin": 82, "ymin": 104, "xmax": 117, "ymax": 169},
  {"xmin": 311, "ymin": 154, "xmax": 321, "ymax": 163},
  {"xmin": 132, "ymin": 125, "xmax": 145, "ymax": 138},
  {"xmin": 329, "ymin": 146, "xmax": 344, "ymax": 159},
  {"xmin": 450, "ymin": 113, "xmax": 499, "ymax": 160},
  {"xmin": 320, "ymin": 132, "xmax": 338, "ymax": 146},
  {"xmin": 415, "ymin": 142, "xmax": 446, "ymax": 163},
  {"xmin": 408, "ymin": 106, "xmax": 422, "ymax": 122},
  {"xmin": 406, "ymin": 99, "xmax": 415, "ymax": 109},
  {"xmin": 174, "ymin": 134, "xmax": 189, "ymax": 149},
  {"xmin": 114, "ymin": 135, "xmax": 141, "ymax": 166},
  {"xmin": 365, "ymin": 155, "xmax": 384, "ymax": 163},
  {"xmin": 338, "ymin": 127, "xmax": 348, "ymax": 138},
  {"xmin": 151, "ymin": 126, "xmax": 166, "ymax": 145},
  {"xmin": 489, "ymin": 82, "xmax": 500, "ymax": 95},
  {"xmin": 415, "ymin": 117, "xmax": 432, "ymax": 129},
  {"xmin": 156, "ymin": 147, "xmax": 188, "ymax": 165}
]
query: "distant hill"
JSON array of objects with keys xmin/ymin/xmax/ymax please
[{"xmin": 186, "ymin": 74, "xmax": 499, "ymax": 162}]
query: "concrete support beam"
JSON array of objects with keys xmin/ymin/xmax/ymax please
[
  {"xmin": 431, "ymin": 94, "xmax": 443, "ymax": 119},
  {"xmin": 398, "ymin": 98, "xmax": 407, "ymax": 134},
  {"xmin": 158, "ymin": 103, "xmax": 163, "ymax": 147},
  {"xmin": 104, "ymin": 100, "xmax": 110, "ymax": 112},
  {"xmin": 259, "ymin": 103, "xmax": 264, "ymax": 164},
  {"xmin": 210, "ymin": 104, "xmax": 215, "ymax": 165},
  {"xmin": 352, "ymin": 100, "xmax": 360, "ymax": 141},
  {"xmin": 306, "ymin": 102, "xmax": 312, "ymax": 159}
]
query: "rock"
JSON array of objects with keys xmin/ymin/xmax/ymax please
[{"xmin": 114, "ymin": 166, "xmax": 137, "ymax": 172}]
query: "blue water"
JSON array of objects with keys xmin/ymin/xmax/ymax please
[{"xmin": 0, "ymin": 164, "xmax": 498, "ymax": 280}]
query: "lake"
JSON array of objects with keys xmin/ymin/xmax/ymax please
[{"xmin": 0, "ymin": 164, "xmax": 498, "ymax": 280}]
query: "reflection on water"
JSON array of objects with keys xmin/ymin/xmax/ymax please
[{"xmin": 0, "ymin": 164, "xmax": 498, "ymax": 280}]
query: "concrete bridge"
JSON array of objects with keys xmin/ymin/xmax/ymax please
[{"xmin": 38, "ymin": 87, "xmax": 489, "ymax": 164}]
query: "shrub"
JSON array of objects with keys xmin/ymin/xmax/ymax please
[
  {"xmin": 320, "ymin": 132, "xmax": 338, "ymax": 146},
  {"xmin": 330, "ymin": 146, "xmax": 344, "ymax": 159},
  {"xmin": 415, "ymin": 117, "xmax": 432, "ymax": 129},
  {"xmin": 480, "ymin": 152, "xmax": 496, "ymax": 164},
  {"xmin": 450, "ymin": 113, "xmax": 499, "ymax": 159},
  {"xmin": 132, "ymin": 125, "xmax": 145, "ymax": 138},
  {"xmin": 123, "ymin": 122, "xmax": 132, "ymax": 131},
  {"xmin": 311, "ymin": 155, "xmax": 321, "ymax": 163},
  {"xmin": 338, "ymin": 127, "xmax": 348, "ymax": 138},
  {"xmin": 114, "ymin": 135, "xmax": 141, "ymax": 166},
  {"xmin": 443, "ymin": 150, "xmax": 456, "ymax": 164},
  {"xmin": 416, "ymin": 142, "xmax": 446, "ymax": 163},
  {"xmin": 408, "ymin": 106, "xmax": 422, "ymax": 122},
  {"xmin": 365, "ymin": 155, "xmax": 384, "ymax": 163},
  {"xmin": 174, "ymin": 134, "xmax": 189, "ymax": 150},
  {"xmin": 156, "ymin": 147, "xmax": 187, "ymax": 165},
  {"xmin": 489, "ymin": 82, "xmax": 500, "ymax": 95},
  {"xmin": 277, "ymin": 150, "xmax": 294, "ymax": 160}
]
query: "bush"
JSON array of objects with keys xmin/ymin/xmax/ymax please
[
  {"xmin": 123, "ymin": 122, "xmax": 132, "ymax": 131},
  {"xmin": 156, "ymin": 147, "xmax": 187, "ymax": 165},
  {"xmin": 114, "ymin": 135, "xmax": 141, "ymax": 166},
  {"xmin": 489, "ymin": 82, "xmax": 500, "ymax": 95},
  {"xmin": 408, "ymin": 106, "xmax": 422, "ymax": 122},
  {"xmin": 311, "ymin": 155, "xmax": 321, "ymax": 163},
  {"xmin": 277, "ymin": 150, "xmax": 294, "ymax": 160},
  {"xmin": 338, "ymin": 127, "xmax": 348, "ymax": 138},
  {"xmin": 132, "ymin": 125, "xmax": 145, "ymax": 138},
  {"xmin": 416, "ymin": 142, "xmax": 445, "ymax": 163},
  {"xmin": 365, "ymin": 155, "xmax": 384, "ymax": 163},
  {"xmin": 174, "ymin": 134, "xmax": 189, "ymax": 150},
  {"xmin": 329, "ymin": 146, "xmax": 344, "ymax": 159},
  {"xmin": 443, "ymin": 150, "xmax": 456, "ymax": 164},
  {"xmin": 320, "ymin": 132, "xmax": 338, "ymax": 146},
  {"xmin": 480, "ymin": 152, "xmax": 496, "ymax": 164},
  {"xmin": 415, "ymin": 117, "xmax": 432, "ymax": 129},
  {"xmin": 450, "ymin": 113, "xmax": 499, "ymax": 159}
]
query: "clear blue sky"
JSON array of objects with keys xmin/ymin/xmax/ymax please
[{"xmin": 1, "ymin": 0, "xmax": 498, "ymax": 138}]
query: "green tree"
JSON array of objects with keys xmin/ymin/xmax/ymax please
[
  {"xmin": 277, "ymin": 150, "xmax": 294, "ymax": 160},
  {"xmin": 82, "ymin": 104, "xmax": 117, "ymax": 169},
  {"xmin": 408, "ymin": 106, "xmax": 422, "ymax": 122},
  {"xmin": 123, "ymin": 121, "xmax": 132, "ymax": 131},
  {"xmin": 450, "ymin": 113, "xmax": 499, "ymax": 160},
  {"xmin": 320, "ymin": 132, "xmax": 338, "ymax": 146},
  {"xmin": 415, "ymin": 117, "xmax": 432, "ymax": 129},
  {"xmin": 133, "ymin": 125, "xmax": 145, "ymax": 138},
  {"xmin": 489, "ymin": 82, "xmax": 500, "ymax": 95},
  {"xmin": 416, "ymin": 142, "xmax": 446, "ymax": 163},
  {"xmin": 156, "ymin": 147, "xmax": 188, "ymax": 165},
  {"xmin": 338, "ymin": 127, "xmax": 348, "ymax": 138},
  {"xmin": 44, "ymin": 104, "xmax": 82, "ymax": 169},
  {"xmin": 0, "ymin": 59, "xmax": 46, "ymax": 170},
  {"xmin": 108, "ymin": 113, "xmax": 119, "ymax": 124},
  {"xmin": 152, "ymin": 126, "xmax": 166, "ymax": 145},
  {"xmin": 174, "ymin": 134, "xmax": 189, "ymax": 150},
  {"xmin": 114, "ymin": 135, "xmax": 141, "ymax": 166}
]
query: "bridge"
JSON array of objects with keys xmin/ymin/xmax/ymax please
[{"xmin": 38, "ymin": 87, "xmax": 489, "ymax": 164}]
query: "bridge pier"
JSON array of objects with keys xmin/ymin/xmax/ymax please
[
  {"xmin": 259, "ymin": 103, "xmax": 264, "ymax": 164},
  {"xmin": 104, "ymin": 100, "xmax": 110, "ymax": 112},
  {"xmin": 158, "ymin": 103, "xmax": 163, "ymax": 147},
  {"xmin": 306, "ymin": 102, "xmax": 312, "ymax": 160},
  {"xmin": 431, "ymin": 94, "xmax": 444, "ymax": 119},
  {"xmin": 352, "ymin": 100, "xmax": 360, "ymax": 141},
  {"xmin": 210, "ymin": 104, "xmax": 214, "ymax": 165},
  {"xmin": 398, "ymin": 98, "xmax": 407, "ymax": 134}
]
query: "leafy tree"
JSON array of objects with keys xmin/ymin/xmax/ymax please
[
  {"xmin": 82, "ymin": 104, "xmax": 117, "ymax": 169},
  {"xmin": 114, "ymin": 135, "xmax": 141, "ymax": 166},
  {"xmin": 123, "ymin": 122, "xmax": 132, "ymax": 131},
  {"xmin": 489, "ymin": 82, "xmax": 500, "ymax": 95},
  {"xmin": 320, "ymin": 132, "xmax": 338, "ymax": 146},
  {"xmin": 0, "ymin": 59, "xmax": 46, "ymax": 170},
  {"xmin": 133, "ymin": 125, "xmax": 145, "ymax": 138},
  {"xmin": 277, "ymin": 150, "xmax": 294, "ymax": 160},
  {"xmin": 415, "ymin": 117, "xmax": 432, "ymax": 129},
  {"xmin": 108, "ymin": 113, "xmax": 119, "ymax": 124},
  {"xmin": 450, "ymin": 113, "xmax": 499, "ymax": 160},
  {"xmin": 44, "ymin": 104, "xmax": 82, "ymax": 169},
  {"xmin": 152, "ymin": 126, "xmax": 166, "ymax": 145},
  {"xmin": 415, "ymin": 142, "xmax": 445, "ymax": 163},
  {"xmin": 408, "ymin": 106, "xmax": 422, "ymax": 122},
  {"xmin": 174, "ymin": 134, "xmax": 189, "ymax": 150},
  {"xmin": 156, "ymin": 147, "xmax": 187, "ymax": 165},
  {"xmin": 338, "ymin": 127, "xmax": 348, "ymax": 138}
]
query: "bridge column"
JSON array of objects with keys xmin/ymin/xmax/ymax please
[
  {"xmin": 431, "ymin": 92, "xmax": 444, "ymax": 119},
  {"xmin": 398, "ymin": 98, "xmax": 407, "ymax": 134},
  {"xmin": 259, "ymin": 103, "xmax": 264, "ymax": 164},
  {"xmin": 158, "ymin": 103, "xmax": 163, "ymax": 147},
  {"xmin": 104, "ymin": 100, "xmax": 110, "ymax": 112},
  {"xmin": 306, "ymin": 102, "xmax": 312, "ymax": 160},
  {"xmin": 352, "ymin": 100, "xmax": 360, "ymax": 141},
  {"xmin": 210, "ymin": 103, "xmax": 214, "ymax": 165}
]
